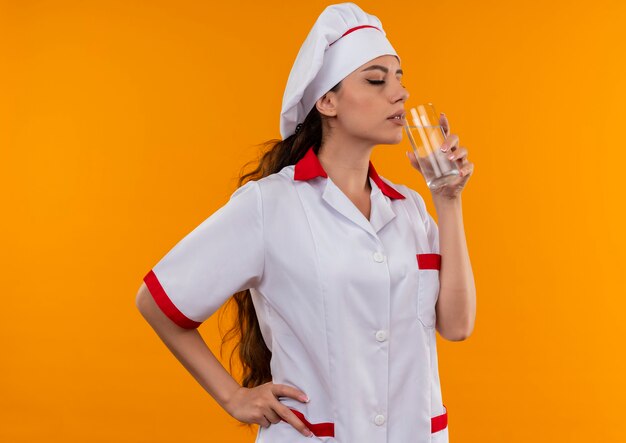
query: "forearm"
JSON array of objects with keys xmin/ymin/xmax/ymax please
[
  {"xmin": 432, "ymin": 195, "xmax": 476, "ymax": 340},
  {"xmin": 136, "ymin": 287, "xmax": 241, "ymax": 411}
]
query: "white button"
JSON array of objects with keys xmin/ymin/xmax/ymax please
[
  {"xmin": 373, "ymin": 251, "xmax": 385, "ymax": 262},
  {"xmin": 375, "ymin": 330, "xmax": 388, "ymax": 342},
  {"xmin": 374, "ymin": 414, "xmax": 386, "ymax": 425}
]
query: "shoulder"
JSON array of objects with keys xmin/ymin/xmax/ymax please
[
  {"xmin": 257, "ymin": 164, "xmax": 296, "ymax": 187},
  {"xmin": 253, "ymin": 165, "xmax": 298, "ymax": 198},
  {"xmin": 226, "ymin": 166, "xmax": 298, "ymax": 215},
  {"xmin": 230, "ymin": 165, "xmax": 294, "ymax": 196}
]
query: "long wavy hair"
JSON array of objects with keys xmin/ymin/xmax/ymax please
[{"xmin": 216, "ymin": 81, "xmax": 342, "ymax": 426}]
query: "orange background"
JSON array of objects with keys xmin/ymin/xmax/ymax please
[{"xmin": 2, "ymin": 0, "xmax": 625, "ymax": 441}]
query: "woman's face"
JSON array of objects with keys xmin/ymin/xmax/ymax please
[{"xmin": 316, "ymin": 54, "xmax": 410, "ymax": 145}]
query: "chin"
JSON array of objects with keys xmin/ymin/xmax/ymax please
[
  {"xmin": 364, "ymin": 126, "xmax": 404, "ymax": 145},
  {"xmin": 380, "ymin": 130, "xmax": 404, "ymax": 145}
]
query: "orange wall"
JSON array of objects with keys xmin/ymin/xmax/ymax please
[{"xmin": 1, "ymin": 0, "xmax": 625, "ymax": 441}]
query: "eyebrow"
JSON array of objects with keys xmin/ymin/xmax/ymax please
[{"xmin": 361, "ymin": 65, "xmax": 403, "ymax": 75}]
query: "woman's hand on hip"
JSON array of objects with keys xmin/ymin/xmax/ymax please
[{"xmin": 224, "ymin": 382, "xmax": 314, "ymax": 437}]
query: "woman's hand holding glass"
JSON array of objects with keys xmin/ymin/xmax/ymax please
[{"xmin": 406, "ymin": 111, "xmax": 474, "ymax": 200}]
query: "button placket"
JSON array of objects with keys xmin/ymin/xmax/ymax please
[{"xmin": 368, "ymin": 244, "xmax": 389, "ymax": 435}]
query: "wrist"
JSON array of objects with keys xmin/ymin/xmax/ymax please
[
  {"xmin": 432, "ymin": 194, "xmax": 462, "ymax": 208},
  {"xmin": 220, "ymin": 383, "xmax": 243, "ymax": 414}
]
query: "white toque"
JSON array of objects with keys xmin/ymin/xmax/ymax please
[{"xmin": 280, "ymin": 2, "xmax": 400, "ymax": 139}]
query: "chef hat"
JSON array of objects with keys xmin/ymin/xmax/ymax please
[{"xmin": 280, "ymin": 2, "xmax": 400, "ymax": 139}]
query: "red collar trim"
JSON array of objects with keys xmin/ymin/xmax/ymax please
[{"xmin": 293, "ymin": 145, "xmax": 405, "ymax": 200}]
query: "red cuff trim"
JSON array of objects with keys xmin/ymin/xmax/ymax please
[
  {"xmin": 143, "ymin": 269, "xmax": 202, "ymax": 329},
  {"xmin": 416, "ymin": 253, "xmax": 442, "ymax": 270}
]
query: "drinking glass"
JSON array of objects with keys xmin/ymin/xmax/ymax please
[{"xmin": 403, "ymin": 103, "xmax": 460, "ymax": 190}]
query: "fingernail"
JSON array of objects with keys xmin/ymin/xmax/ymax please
[
  {"xmin": 440, "ymin": 145, "xmax": 447, "ymax": 152},
  {"xmin": 305, "ymin": 429, "xmax": 314, "ymax": 437},
  {"xmin": 300, "ymin": 395, "xmax": 309, "ymax": 402}
]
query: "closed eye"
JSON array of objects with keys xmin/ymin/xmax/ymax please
[{"xmin": 367, "ymin": 79, "xmax": 406, "ymax": 88}]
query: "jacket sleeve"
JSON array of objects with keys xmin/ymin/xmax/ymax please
[{"xmin": 142, "ymin": 180, "xmax": 265, "ymax": 329}]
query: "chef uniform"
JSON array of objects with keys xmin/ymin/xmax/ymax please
[{"xmin": 143, "ymin": 3, "xmax": 449, "ymax": 442}]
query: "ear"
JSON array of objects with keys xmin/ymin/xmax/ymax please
[{"xmin": 315, "ymin": 92, "xmax": 337, "ymax": 118}]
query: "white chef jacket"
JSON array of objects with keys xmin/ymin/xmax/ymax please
[{"xmin": 143, "ymin": 145, "xmax": 449, "ymax": 443}]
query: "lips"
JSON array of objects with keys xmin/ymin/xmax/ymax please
[
  {"xmin": 387, "ymin": 110, "xmax": 406, "ymax": 119},
  {"xmin": 388, "ymin": 116, "xmax": 405, "ymax": 126}
]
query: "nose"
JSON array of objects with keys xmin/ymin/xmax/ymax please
[
  {"xmin": 400, "ymin": 86, "xmax": 410, "ymax": 102},
  {"xmin": 392, "ymin": 78, "xmax": 409, "ymax": 103}
]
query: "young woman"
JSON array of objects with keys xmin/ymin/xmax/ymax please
[{"xmin": 136, "ymin": 4, "xmax": 475, "ymax": 442}]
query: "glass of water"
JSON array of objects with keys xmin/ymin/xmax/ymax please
[{"xmin": 403, "ymin": 103, "xmax": 460, "ymax": 190}]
